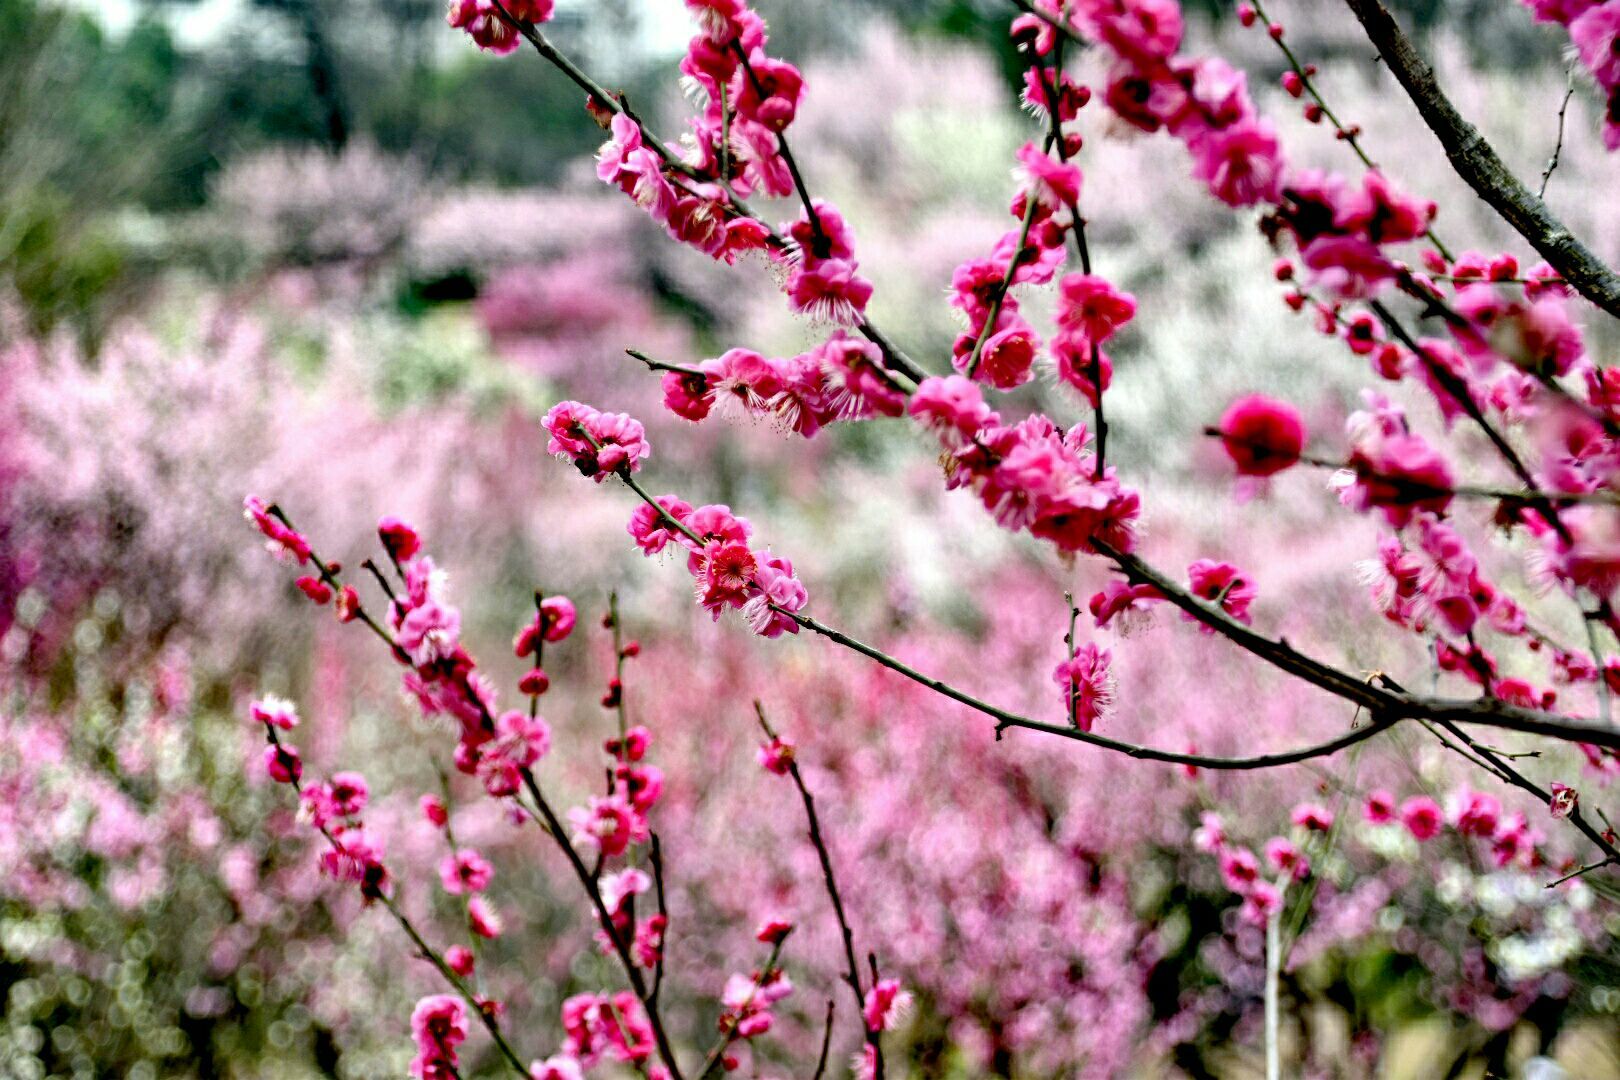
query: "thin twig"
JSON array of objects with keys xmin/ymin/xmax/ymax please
[
  {"xmin": 1539, "ymin": 61, "xmax": 1578, "ymax": 199},
  {"xmin": 755, "ymin": 702, "xmax": 884, "ymax": 1079}
]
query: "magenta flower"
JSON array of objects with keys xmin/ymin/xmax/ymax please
[
  {"xmin": 1217, "ymin": 394, "xmax": 1305, "ymax": 477},
  {"xmin": 757, "ymin": 735, "xmax": 795, "ymax": 775},
  {"xmin": 249, "ymin": 695, "xmax": 299, "ymax": 730},
  {"xmin": 1052, "ymin": 643, "xmax": 1113, "ymax": 732},
  {"xmin": 1186, "ymin": 559, "xmax": 1256, "ymax": 627},
  {"xmin": 445, "ymin": 0, "xmax": 520, "ymax": 55},
  {"xmin": 569, "ymin": 795, "xmax": 647, "ymax": 858},
  {"xmin": 261, "ymin": 743, "xmax": 301, "ymax": 784},
  {"xmin": 439, "ymin": 849, "xmax": 494, "ymax": 895},
  {"xmin": 1364, "ymin": 789, "xmax": 1396, "ymax": 824},
  {"xmin": 1056, "ymin": 273, "xmax": 1137, "ymax": 346},
  {"xmin": 908, "ymin": 376, "xmax": 998, "ymax": 447},
  {"xmin": 1189, "ymin": 117, "xmax": 1283, "ymax": 208},
  {"xmin": 1400, "ymin": 796, "xmax": 1444, "ymax": 841}
]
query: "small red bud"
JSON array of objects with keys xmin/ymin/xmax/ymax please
[
  {"xmin": 1303, "ymin": 103, "xmax": 1324, "ymax": 124},
  {"xmin": 519, "ymin": 667, "xmax": 550, "ymax": 695},
  {"xmin": 1280, "ymin": 71, "xmax": 1304, "ymax": 98},
  {"xmin": 1267, "ymin": 21, "xmax": 1284, "ymax": 39},
  {"xmin": 1237, "ymin": 3, "xmax": 1256, "ymax": 26}
]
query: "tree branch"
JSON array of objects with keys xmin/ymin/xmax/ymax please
[{"xmin": 1342, "ymin": 0, "xmax": 1620, "ymax": 319}]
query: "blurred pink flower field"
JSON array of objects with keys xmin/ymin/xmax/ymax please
[{"xmin": 4, "ymin": 0, "xmax": 1620, "ymax": 1077}]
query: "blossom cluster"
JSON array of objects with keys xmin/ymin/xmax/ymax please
[
  {"xmin": 659, "ymin": 330, "xmax": 904, "ymax": 435},
  {"xmin": 588, "ymin": 2, "xmax": 884, "ymax": 325},
  {"xmin": 236, "ymin": 503, "xmax": 915, "ymax": 1077}
]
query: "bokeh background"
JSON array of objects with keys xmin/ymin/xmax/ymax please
[{"xmin": 3, "ymin": 0, "xmax": 1620, "ymax": 1076}]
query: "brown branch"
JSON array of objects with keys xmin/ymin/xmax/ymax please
[
  {"xmin": 257, "ymin": 727, "xmax": 531, "ymax": 1078},
  {"xmin": 812, "ymin": 999, "xmax": 836, "ymax": 1080},
  {"xmin": 754, "ymin": 703, "xmax": 884, "ymax": 1079},
  {"xmin": 1342, "ymin": 0, "xmax": 1620, "ymax": 319}
]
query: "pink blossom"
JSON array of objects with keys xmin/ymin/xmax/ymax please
[
  {"xmin": 1300, "ymin": 235, "xmax": 1396, "ymax": 298},
  {"xmin": 661, "ymin": 369, "xmax": 714, "ymax": 422},
  {"xmin": 1291, "ymin": 802, "xmax": 1334, "ymax": 832},
  {"xmin": 1193, "ymin": 811, "xmax": 1226, "ymax": 852},
  {"xmin": 617, "ymin": 763, "xmax": 665, "ymax": 815},
  {"xmin": 1089, "ymin": 581, "xmax": 1164, "ymax": 629},
  {"xmin": 467, "ymin": 895, "xmax": 504, "ymax": 939},
  {"xmin": 542, "ymin": 401, "xmax": 651, "ymax": 481},
  {"xmin": 1364, "ymin": 789, "xmax": 1396, "ymax": 824},
  {"xmin": 1056, "ymin": 273, "xmax": 1137, "ymax": 346},
  {"xmin": 1016, "ymin": 142, "xmax": 1083, "ymax": 209},
  {"xmin": 1053, "ymin": 339, "xmax": 1114, "ymax": 408},
  {"xmin": 445, "ymin": 945, "xmax": 476, "ymax": 978},
  {"xmin": 758, "ymin": 735, "xmax": 795, "ymax": 774},
  {"xmin": 421, "ymin": 794, "xmax": 449, "ymax": 827},
  {"xmin": 440, "ymin": 849, "xmax": 494, "ymax": 895},
  {"xmin": 1084, "ymin": 0, "xmax": 1184, "ymax": 62},
  {"xmin": 327, "ymin": 772, "xmax": 369, "ymax": 818},
  {"xmin": 813, "ymin": 332, "xmax": 906, "ymax": 419},
  {"xmin": 445, "ymin": 0, "xmax": 520, "ymax": 54},
  {"xmin": 628, "ymin": 496, "xmax": 695, "ymax": 556},
  {"xmin": 1217, "ymin": 395, "xmax": 1306, "ymax": 477},
  {"xmin": 249, "ymin": 695, "xmax": 299, "ymax": 730},
  {"xmin": 410, "ymin": 995, "xmax": 468, "ymax": 1078},
  {"xmin": 1052, "ymin": 643, "xmax": 1113, "ymax": 732},
  {"xmin": 1342, "ymin": 171, "xmax": 1433, "ymax": 245},
  {"xmin": 530, "ymin": 1056, "xmax": 585, "ymax": 1080},
  {"xmin": 755, "ymin": 916, "xmax": 794, "ymax": 944},
  {"xmin": 1189, "ymin": 118, "xmax": 1283, "ymax": 207},
  {"xmin": 1571, "ymin": 3, "xmax": 1620, "ymax": 88},
  {"xmin": 862, "ymin": 978, "xmax": 913, "ymax": 1033},
  {"xmin": 396, "ymin": 599, "xmax": 462, "ymax": 667},
  {"xmin": 243, "ymin": 495, "xmax": 311, "ymax": 564},
  {"xmin": 782, "ymin": 201, "xmax": 873, "ymax": 323},
  {"xmin": 1264, "ymin": 837, "xmax": 1307, "ymax": 880},
  {"xmin": 1451, "ymin": 790, "xmax": 1501, "ymax": 838},
  {"xmin": 1240, "ymin": 879, "xmax": 1283, "ymax": 925},
  {"xmin": 967, "ymin": 315, "xmax": 1043, "ymax": 391},
  {"xmin": 785, "ymin": 257, "xmax": 874, "ymax": 324},
  {"xmin": 569, "ymin": 795, "xmax": 647, "ymax": 858},
  {"xmin": 908, "ymin": 376, "xmax": 998, "ymax": 447},
  {"xmin": 735, "ymin": 53, "xmax": 804, "ymax": 132},
  {"xmin": 1531, "ymin": 504, "xmax": 1620, "ymax": 597},
  {"xmin": 596, "ymin": 115, "xmax": 675, "ymax": 221},
  {"xmin": 295, "ymin": 575, "xmax": 332, "ymax": 604},
  {"xmin": 744, "ymin": 554, "xmax": 808, "ymax": 638},
  {"xmin": 1550, "ymin": 782, "xmax": 1579, "ymax": 818},
  {"xmin": 1340, "ymin": 431, "xmax": 1456, "ymax": 527},
  {"xmin": 378, "ymin": 515, "xmax": 422, "ymax": 561},
  {"xmin": 1490, "ymin": 812, "xmax": 1539, "ymax": 869},
  {"xmin": 600, "ymin": 867, "xmax": 653, "ymax": 918},
  {"xmin": 1186, "ymin": 559, "xmax": 1256, "ymax": 627},
  {"xmin": 1400, "ymin": 796, "xmax": 1444, "ymax": 841},
  {"xmin": 262, "ymin": 743, "xmax": 301, "ymax": 784},
  {"xmin": 1219, "ymin": 847, "xmax": 1260, "ymax": 891}
]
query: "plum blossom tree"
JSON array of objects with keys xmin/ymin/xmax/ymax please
[{"xmin": 233, "ymin": 0, "xmax": 1620, "ymax": 1074}]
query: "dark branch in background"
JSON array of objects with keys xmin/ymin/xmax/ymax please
[
  {"xmin": 1342, "ymin": 0, "xmax": 1620, "ymax": 319},
  {"xmin": 813, "ymin": 999, "xmax": 836, "ymax": 1080},
  {"xmin": 1379, "ymin": 674, "xmax": 1620, "ymax": 878},
  {"xmin": 753, "ymin": 703, "xmax": 884, "ymax": 1079}
]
